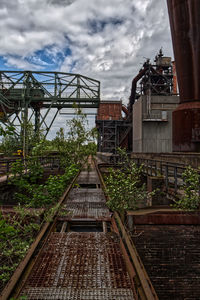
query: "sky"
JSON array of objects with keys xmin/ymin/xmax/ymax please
[{"xmin": 0, "ymin": 0, "xmax": 173, "ymax": 138}]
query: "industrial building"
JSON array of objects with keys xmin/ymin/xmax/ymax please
[
  {"xmin": 97, "ymin": 49, "xmax": 179, "ymax": 154},
  {"xmin": 98, "ymin": 0, "xmax": 200, "ymax": 155},
  {"xmin": 132, "ymin": 94, "xmax": 179, "ymax": 153},
  {"xmin": 96, "ymin": 100, "xmax": 132, "ymax": 153}
]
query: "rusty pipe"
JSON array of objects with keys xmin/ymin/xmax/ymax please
[
  {"xmin": 167, "ymin": 0, "xmax": 200, "ymax": 103},
  {"xmin": 129, "ymin": 65, "xmax": 160, "ymax": 111},
  {"xmin": 129, "ymin": 66, "xmax": 149, "ymax": 111},
  {"xmin": 122, "ymin": 104, "xmax": 128, "ymax": 116}
]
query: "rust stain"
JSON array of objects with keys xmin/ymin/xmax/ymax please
[
  {"xmin": 167, "ymin": 0, "xmax": 200, "ymax": 151},
  {"xmin": 20, "ymin": 232, "xmax": 135, "ymax": 299},
  {"xmin": 167, "ymin": 0, "xmax": 200, "ymax": 103}
]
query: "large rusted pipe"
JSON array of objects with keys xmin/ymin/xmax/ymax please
[
  {"xmin": 167, "ymin": 0, "xmax": 200, "ymax": 151},
  {"xmin": 129, "ymin": 65, "xmax": 157, "ymax": 111},
  {"xmin": 129, "ymin": 66, "xmax": 149, "ymax": 111},
  {"xmin": 122, "ymin": 104, "xmax": 128, "ymax": 117}
]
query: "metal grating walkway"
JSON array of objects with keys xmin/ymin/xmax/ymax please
[
  {"xmin": 22, "ymin": 288, "xmax": 134, "ymax": 299},
  {"xmin": 21, "ymin": 232, "xmax": 135, "ymax": 299},
  {"xmin": 59, "ymin": 202, "xmax": 111, "ymax": 220},
  {"xmin": 17, "ymin": 164, "xmax": 135, "ymax": 299},
  {"xmin": 67, "ymin": 188, "xmax": 105, "ymax": 203},
  {"xmin": 76, "ymin": 171, "xmax": 100, "ymax": 185},
  {"xmin": 61, "ymin": 168, "xmax": 110, "ymax": 220}
]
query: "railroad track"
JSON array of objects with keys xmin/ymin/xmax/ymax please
[{"xmin": 1, "ymin": 157, "xmax": 158, "ymax": 300}]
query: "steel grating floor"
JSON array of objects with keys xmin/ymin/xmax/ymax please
[
  {"xmin": 66, "ymin": 188, "xmax": 106, "ymax": 203},
  {"xmin": 77, "ymin": 171, "xmax": 100, "ymax": 184},
  {"xmin": 59, "ymin": 202, "xmax": 111, "ymax": 220},
  {"xmin": 21, "ymin": 288, "xmax": 134, "ymax": 299},
  {"xmin": 61, "ymin": 183, "xmax": 109, "ymax": 220},
  {"xmin": 20, "ymin": 232, "xmax": 135, "ymax": 299}
]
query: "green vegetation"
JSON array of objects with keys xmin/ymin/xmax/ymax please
[
  {"xmin": 104, "ymin": 148, "xmax": 150, "ymax": 216},
  {"xmin": 0, "ymin": 122, "xmax": 44, "ymax": 156},
  {"xmin": 10, "ymin": 160, "xmax": 78, "ymax": 208},
  {"xmin": 0, "ymin": 160, "xmax": 79, "ymax": 292},
  {"xmin": 0, "ymin": 106, "xmax": 97, "ymax": 293},
  {"xmin": 52, "ymin": 106, "xmax": 97, "ymax": 167},
  {"xmin": 0, "ymin": 106, "xmax": 97, "ymax": 159},
  {"xmin": 173, "ymin": 165, "xmax": 200, "ymax": 210},
  {"xmin": 10, "ymin": 297, "xmax": 27, "ymax": 300},
  {"xmin": 0, "ymin": 124, "xmax": 15, "ymax": 137},
  {"xmin": 0, "ymin": 124, "xmax": 16, "ymax": 156},
  {"xmin": 0, "ymin": 208, "xmax": 41, "ymax": 290}
]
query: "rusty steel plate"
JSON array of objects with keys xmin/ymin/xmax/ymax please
[
  {"xmin": 67, "ymin": 188, "xmax": 105, "ymax": 203},
  {"xmin": 20, "ymin": 232, "xmax": 135, "ymax": 299},
  {"xmin": 59, "ymin": 202, "xmax": 111, "ymax": 220}
]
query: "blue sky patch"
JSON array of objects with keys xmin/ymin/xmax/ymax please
[
  {"xmin": 89, "ymin": 18, "xmax": 123, "ymax": 34},
  {"xmin": 0, "ymin": 46, "xmax": 72, "ymax": 71},
  {"xmin": 0, "ymin": 56, "xmax": 11, "ymax": 70}
]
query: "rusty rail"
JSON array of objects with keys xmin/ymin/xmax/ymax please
[
  {"xmin": 2, "ymin": 157, "xmax": 158, "ymax": 299},
  {"xmin": 113, "ymin": 212, "xmax": 158, "ymax": 300},
  {"xmin": 11, "ymin": 159, "xmax": 137, "ymax": 299},
  {"xmin": 94, "ymin": 158, "xmax": 159, "ymax": 299},
  {"xmin": 0, "ymin": 169, "xmax": 80, "ymax": 300}
]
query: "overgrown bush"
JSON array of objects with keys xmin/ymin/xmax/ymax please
[
  {"xmin": 0, "ymin": 106, "xmax": 97, "ymax": 293},
  {"xmin": 53, "ymin": 105, "xmax": 97, "ymax": 167},
  {"xmin": 10, "ymin": 161, "xmax": 78, "ymax": 208},
  {"xmin": 104, "ymin": 148, "xmax": 149, "ymax": 215},
  {"xmin": 0, "ymin": 208, "xmax": 42, "ymax": 292},
  {"xmin": 173, "ymin": 165, "xmax": 200, "ymax": 210},
  {"xmin": 1, "ymin": 161, "xmax": 79, "ymax": 292}
]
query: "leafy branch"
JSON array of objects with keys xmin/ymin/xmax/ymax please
[
  {"xmin": 172, "ymin": 165, "xmax": 200, "ymax": 210},
  {"xmin": 104, "ymin": 148, "xmax": 150, "ymax": 215}
]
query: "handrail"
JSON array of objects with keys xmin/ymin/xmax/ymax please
[
  {"xmin": 98, "ymin": 154, "xmax": 200, "ymax": 194},
  {"xmin": 0, "ymin": 156, "xmax": 61, "ymax": 180},
  {"xmin": 132, "ymin": 157, "xmax": 190, "ymax": 193},
  {"xmin": 95, "ymin": 158, "xmax": 159, "ymax": 299}
]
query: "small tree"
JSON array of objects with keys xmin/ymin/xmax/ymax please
[
  {"xmin": 0, "ymin": 122, "xmax": 45, "ymax": 157},
  {"xmin": 0, "ymin": 135, "xmax": 20, "ymax": 156},
  {"xmin": 53, "ymin": 105, "xmax": 97, "ymax": 167},
  {"xmin": 104, "ymin": 148, "xmax": 148, "ymax": 217},
  {"xmin": 173, "ymin": 166, "xmax": 200, "ymax": 210},
  {"xmin": 0, "ymin": 125, "xmax": 17, "ymax": 155},
  {"xmin": 20, "ymin": 121, "xmax": 45, "ymax": 156},
  {"xmin": 0, "ymin": 125, "xmax": 15, "ymax": 137}
]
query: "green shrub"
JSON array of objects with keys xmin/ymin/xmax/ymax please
[
  {"xmin": 10, "ymin": 162, "xmax": 78, "ymax": 208},
  {"xmin": 104, "ymin": 148, "xmax": 149, "ymax": 214},
  {"xmin": 173, "ymin": 166, "xmax": 200, "ymax": 210}
]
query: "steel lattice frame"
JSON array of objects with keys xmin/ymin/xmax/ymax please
[{"xmin": 0, "ymin": 71, "xmax": 100, "ymax": 142}]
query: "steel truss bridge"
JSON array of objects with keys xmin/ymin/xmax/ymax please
[{"xmin": 0, "ymin": 71, "xmax": 100, "ymax": 142}]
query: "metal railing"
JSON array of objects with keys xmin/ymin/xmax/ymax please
[
  {"xmin": 0, "ymin": 156, "xmax": 61, "ymax": 180},
  {"xmin": 107, "ymin": 153, "xmax": 200, "ymax": 194},
  {"xmin": 132, "ymin": 157, "xmax": 200, "ymax": 194}
]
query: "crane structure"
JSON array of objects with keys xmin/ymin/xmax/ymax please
[{"xmin": 0, "ymin": 71, "xmax": 100, "ymax": 154}]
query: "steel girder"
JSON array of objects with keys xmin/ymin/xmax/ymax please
[{"xmin": 0, "ymin": 71, "xmax": 100, "ymax": 138}]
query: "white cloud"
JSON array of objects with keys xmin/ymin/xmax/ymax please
[
  {"xmin": 5, "ymin": 56, "xmax": 40, "ymax": 70},
  {"xmin": 0, "ymin": 0, "xmax": 173, "ymax": 137}
]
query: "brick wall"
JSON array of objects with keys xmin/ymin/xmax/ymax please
[{"xmin": 132, "ymin": 225, "xmax": 200, "ymax": 299}]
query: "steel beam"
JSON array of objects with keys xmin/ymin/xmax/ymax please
[{"xmin": 0, "ymin": 71, "xmax": 100, "ymax": 146}]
